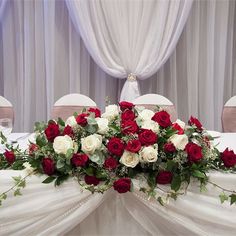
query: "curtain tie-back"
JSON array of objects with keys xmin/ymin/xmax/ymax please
[{"xmin": 127, "ymin": 73, "xmax": 137, "ymax": 82}]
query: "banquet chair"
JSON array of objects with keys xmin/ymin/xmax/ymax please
[
  {"xmin": 222, "ymin": 96, "xmax": 236, "ymax": 132},
  {"xmin": 132, "ymin": 93, "xmax": 177, "ymax": 121},
  {"xmin": 51, "ymin": 93, "xmax": 97, "ymax": 120},
  {"xmin": 0, "ymin": 95, "xmax": 14, "ymax": 122}
]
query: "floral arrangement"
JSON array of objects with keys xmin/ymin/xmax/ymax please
[{"xmin": 1, "ymin": 102, "xmax": 236, "ymax": 205}]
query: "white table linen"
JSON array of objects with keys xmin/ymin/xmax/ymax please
[{"xmin": 0, "ymin": 133, "xmax": 236, "ymax": 236}]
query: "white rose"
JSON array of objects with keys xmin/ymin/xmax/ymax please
[
  {"xmin": 174, "ymin": 119, "xmax": 185, "ymax": 129},
  {"xmin": 81, "ymin": 134, "xmax": 102, "ymax": 154},
  {"xmin": 65, "ymin": 116, "xmax": 77, "ymax": 128},
  {"xmin": 138, "ymin": 109, "xmax": 155, "ymax": 121},
  {"xmin": 101, "ymin": 105, "xmax": 119, "ymax": 120},
  {"xmin": 96, "ymin": 117, "xmax": 109, "ymax": 134},
  {"xmin": 53, "ymin": 135, "xmax": 74, "ymax": 155},
  {"xmin": 169, "ymin": 134, "xmax": 188, "ymax": 150},
  {"xmin": 120, "ymin": 151, "xmax": 139, "ymax": 168},
  {"xmin": 141, "ymin": 120, "xmax": 160, "ymax": 133},
  {"xmin": 140, "ymin": 146, "xmax": 158, "ymax": 163}
]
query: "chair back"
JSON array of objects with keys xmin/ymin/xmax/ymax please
[
  {"xmin": 222, "ymin": 96, "xmax": 236, "ymax": 132},
  {"xmin": 51, "ymin": 93, "xmax": 97, "ymax": 120},
  {"xmin": 132, "ymin": 94, "xmax": 177, "ymax": 121},
  {"xmin": 0, "ymin": 96, "xmax": 14, "ymax": 121}
]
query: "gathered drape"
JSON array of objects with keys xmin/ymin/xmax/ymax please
[
  {"xmin": 1, "ymin": 169, "xmax": 236, "ymax": 235},
  {"xmin": 66, "ymin": 0, "xmax": 193, "ymax": 101}
]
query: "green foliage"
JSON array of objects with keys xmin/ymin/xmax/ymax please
[
  {"xmin": 147, "ymin": 172, "xmax": 156, "ymax": 189},
  {"xmin": 57, "ymin": 117, "xmax": 65, "ymax": 127},
  {"xmin": 42, "ymin": 176, "xmax": 56, "ymax": 184},
  {"xmin": 229, "ymin": 194, "xmax": 236, "ymax": 205},
  {"xmin": 219, "ymin": 192, "xmax": 229, "ymax": 204},
  {"xmin": 171, "ymin": 175, "xmax": 181, "ymax": 192}
]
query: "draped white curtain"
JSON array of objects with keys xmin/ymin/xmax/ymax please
[
  {"xmin": 66, "ymin": 0, "xmax": 193, "ymax": 101},
  {"xmin": 0, "ymin": 0, "xmax": 117, "ymax": 132},
  {"xmin": 1, "ymin": 169, "xmax": 236, "ymax": 235},
  {"xmin": 0, "ymin": 0, "xmax": 235, "ymax": 132},
  {"xmin": 139, "ymin": 0, "xmax": 236, "ymax": 131}
]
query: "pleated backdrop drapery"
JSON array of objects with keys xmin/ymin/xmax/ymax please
[
  {"xmin": 66, "ymin": 0, "xmax": 193, "ymax": 102},
  {"xmin": 0, "ymin": 0, "xmax": 236, "ymax": 132}
]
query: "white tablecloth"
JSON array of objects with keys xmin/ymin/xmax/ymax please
[{"xmin": 0, "ymin": 133, "xmax": 236, "ymax": 236}]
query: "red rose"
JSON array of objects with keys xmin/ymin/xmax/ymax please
[
  {"xmin": 42, "ymin": 157, "xmax": 55, "ymax": 175},
  {"xmin": 119, "ymin": 101, "xmax": 134, "ymax": 111},
  {"xmin": 172, "ymin": 123, "xmax": 184, "ymax": 135},
  {"xmin": 113, "ymin": 178, "xmax": 131, "ymax": 193},
  {"xmin": 185, "ymin": 142, "xmax": 203, "ymax": 163},
  {"xmin": 4, "ymin": 150, "xmax": 15, "ymax": 164},
  {"xmin": 71, "ymin": 153, "xmax": 89, "ymax": 167},
  {"xmin": 107, "ymin": 137, "xmax": 125, "ymax": 156},
  {"xmin": 188, "ymin": 116, "xmax": 203, "ymax": 131},
  {"xmin": 152, "ymin": 111, "xmax": 172, "ymax": 128},
  {"xmin": 63, "ymin": 125, "xmax": 74, "ymax": 136},
  {"xmin": 104, "ymin": 157, "xmax": 118, "ymax": 170},
  {"xmin": 121, "ymin": 120, "xmax": 139, "ymax": 134},
  {"xmin": 121, "ymin": 110, "xmax": 135, "ymax": 121},
  {"xmin": 29, "ymin": 143, "xmax": 39, "ymax": 155},
  {"xmin": 156, "ymin": 171, "xmax": 173, "ymax": 184},
  {"xmin": 164, "ymin": 142, "xmax": 176, "ymax": 153},
  {"xmin": 221, "ymin": 148, "xmax": 236, "ymax": 168},
  {"xmin": 76, "ymin": 113, "xmax": 89, "ymax": 127},
  {"xmin": 88, "ymin": 108, "xmax": 101, "ymax": 118},
  {"xmin": 138, "ymin": 129, "xmax": 157, "ymax": 146},
  {"xmin": 44, "ymin": 121, "xmax": 60, "ymax": 142},
  {"xmin": 125, "ymin": 139, "xmax": 141, "ymax": 153},
  {"xmin": 84, "ymin": 175, "xmax": 100, "ymax": 186}
]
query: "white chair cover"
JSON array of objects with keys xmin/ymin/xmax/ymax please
[
  {"xmin": 132, "ymin": 94, "xmax": 177, "ymax": 121},
  {"xmin": 222, "ymin": 96, "xmax": 236, "ymax": 132},
  {"xmin": 51, "ymin": 94, "xmax": 97, "ymax": 120},
  {"xmin": 0, "ymin": 95, "xmax": 14, "ymax": 122}
]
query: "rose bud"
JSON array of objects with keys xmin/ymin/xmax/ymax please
[{"xmin": 113, "ymin": 178, "xmax": 131, "ymax": 193}]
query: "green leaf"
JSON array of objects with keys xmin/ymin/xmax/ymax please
[
  {"xmin": 36, "ymin": 135, "xmax": 47, "ymax": 147},
  {"xmin": 95, "ymin": 169, "xmax": 108, "ymax": 180},
  {"xmin": 12, "ymin": 176, "xmax": 22, "ymax": 183},
  {"xmin": 0, "ymin": 132, "xmax": 7, "ymax": 143},
  {"xmin": 18, "ymin": 180, "xmax": 26, "ymax": 188},
  {"xmin": 192, "ymin": 170, "xmax": 206, "ymax": 179},
  {"xmin": 56, "ymin": 159, "xmax": 65, "ymax": 169},
  {"xmin": 55, "ymin": 175, "xmax": 69, "ymax": 186},
  {"xmin": 34, "ymin": 121, "xmax": 47, "ymax": 132},
  {"xmin": 166, "ymin": 160, "xmax": 176, "ymax": 172},
  {"xmin": 86, "ymin": 124, "xmax": 98, "ymax": 134},
  {"xmin": 147, "ymin": 172, "xmax": 156, "ymax": 189},
  {"xmin": 42, "ymin": 176, "xmax": 56, "ymax": 184},
  {"xmin": 66, "ymin": 149, "xmax": 74, "ymax": 159},
  {"xmin": 73, "ymin": 112, "xmax": 78, "ymax": 117},
  {"xmin": 90, "ymin": 151, "xmax": 105, "ymax": 165},
  {"xmin": 230, "ymin": 194, "xmax": 236, "ymax": 205},
  {"xmin": 171, "ymin": 175, "xmax": 181, "ymax": 192},
  {"xmin": 165, "ymin": 127, "xmax": 177, "ymax": 138},
  {"xmin": 157, "ymin": 196, "xmax": 164, "ymax": 206},
  {"xmin": 85, "ymin": 166, "xmax": 95, "ymax": 176},
  {"xmin": 0, "ymin": 193, "xmax": 7, "ymax": 200},
  {"xmin": 87, "ymin": 117, "xmax": 97, "ymax": 125},
  {"xmin": 139, "ymin": 187, "xmax": 146, "ymax": 193},
  {"xmin": 219, "ymin": 192, "xmax": 229, "ymax": 204},
  {"xmin": 57, "ymin": 117, "xmax": 65, "ymax": 126},
  {"xmin": 14, "ymin": 189, "xmax": 22, "ymax": 196}
]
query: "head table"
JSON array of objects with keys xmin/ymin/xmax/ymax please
[{"xmin": 0, "ymin": 133, "xmax": 236, "ymax": 236}]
